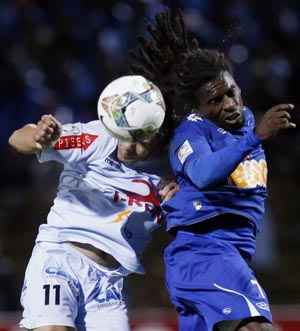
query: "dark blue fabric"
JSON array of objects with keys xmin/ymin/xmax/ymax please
[
  {"xmin": 164, "ymin": 108, "xmax": 267, "ymax": 257},
  {"xmin": 164, "ymin": 231, "xmax": 272, "ymax": 331}
]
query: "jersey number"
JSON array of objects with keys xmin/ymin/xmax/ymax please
[{"xmin": 43, "ymin": 284, "xmax": 61, "ymax": 305}]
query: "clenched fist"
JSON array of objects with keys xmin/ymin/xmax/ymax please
[
  {"xmin": 256, "ymin": 104, "xmax": 296, "ymax": 140},
  {"xmin": 9, "ymin": 114, "xmax": 63, "ymax": 154},
  {"xmin": 34, "ymin": 114, "xmax": 62, "ymax": 149}
]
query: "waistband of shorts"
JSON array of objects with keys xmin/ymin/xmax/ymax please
[{"xmin": 36, "ymin": 241, "xmax": 130, "ymax": 276}]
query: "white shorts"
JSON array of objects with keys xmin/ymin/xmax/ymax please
[{"xmin": 20, "ymin": 242, "xmax": 131, "ymax": 331}]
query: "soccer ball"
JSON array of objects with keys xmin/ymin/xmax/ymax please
[{"xmin": 97, "ymin": 75, "xmax": 165, "ymax": 142}]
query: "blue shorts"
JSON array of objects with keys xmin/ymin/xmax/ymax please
[{"xmin": 164, "ymin": 231, "xmax": 272, "ymax": 331}]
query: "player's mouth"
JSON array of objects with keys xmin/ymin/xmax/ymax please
[
  {"xmin": 219, "ymin": 108, "xmax": 244, "ymax": 129},
  {"xmin": 224, "ymin": 111, "xmax": 242, "ymax": 123}
]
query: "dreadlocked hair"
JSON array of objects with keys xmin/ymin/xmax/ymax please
[
  {"xmin": 129, "ymin": 9, "xmax": 192, "ymax": 142},
  {"xmin": 176, "ymin": 48, "xmax": 233, "ymax": 115},
  {"xmin": 130, "ymin": 8, "xmax": 234, "ymax": 126},
  {"xmin": 130, "ymin": 36, "xmax": 176, "ymax": 143},
  {"xmin": 130, "ymin": 9, "xmax": 193, "ymax": 107}
]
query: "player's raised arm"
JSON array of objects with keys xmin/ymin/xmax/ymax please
[
  {"xmin": 255, "ymin": 104, "xmax": 296, "ymax": 140},
  {"xmin": 173, "ymin": 129, "xmax": 260, "ymax": 190},
  {"xmin": 8, "ymin": 114, "xmax": 62, "ymax": 155}
]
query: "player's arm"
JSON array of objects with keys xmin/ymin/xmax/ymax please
[
  {"xmin": 8, "ymin": 115, "xmax": 62, "ymax": 155},
  {"xmin": 176, "ymin": 104, "xmax": 295, "ymax": 189},
  {"xmin": 179, "ymin": 132, "xmax": 260, "ymax": 190}
]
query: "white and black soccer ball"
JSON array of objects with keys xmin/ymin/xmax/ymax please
[{"xmin": 97, "ymin": 75, "xmax": 166, "ymax": 142}]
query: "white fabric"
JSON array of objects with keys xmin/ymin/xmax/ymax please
[
  {"xmin": 36, "ymin": 120, "xmax": 162, "ymax": 273},
  {"xmin": 20, "ymin": 242, "xmax": 130, "ymax": 331}
]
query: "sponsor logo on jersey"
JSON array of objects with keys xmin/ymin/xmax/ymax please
[
  {"xmin": 187, "ymin": 113, "xmax": 203, "ymax": 122},
  {"xmin": 45, "ymin": 267, "xmax": 69, "ymax": 280},
  {"xmin": 95, "ymin": 284, "xmax": 122, "ymax": 306},
  {"xmin": 105, "ymin": 157, "xmax": 122, "ymax": 170},
  {"xmin": 113, "ymin": 209, "xmax": 132, "ymax": 223},
  {"xmin": 256, "ymin": 302, "xmax": 270, "ymax": 311},
  {"xmin": 54, "ymin": 133, "xmax": 98, "ymax": 150},
  {"xmin": 62, "ymin": 124, "xmax": 81, "ymax": 135},
  {"xmin": 229, "ymin": 158, "xmax": 267, "ymax": 189},
  {"xmin": 114, "ymin": 179, "xmax": 160, "ymax": 207},
  {"xmin": 193, "ymin": 200, "xmax": 202, "ymax": 210},
  {"xmin": 222, "ymin": 307, "xmax": 232, "ymax": 315},
  {"xmin": 178, "ymin": 140, "xmax": 194, "ymax": 164},
  {"xmin": 217, "ymin": 127, "xmax": 227, "ymax": 134},
  {"xmin": 113, "ymin": 179, "xmax": 162, "ymax": 223}
]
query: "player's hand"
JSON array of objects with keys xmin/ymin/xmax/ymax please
[
  {"xmin": 159, "ymin": 180, "xmax": 179, "ymax": 202},
  {"xmin": 33, "ymin": 114, "xmax": 62, "ymax": 149},
  {"xmin": 255, "ymin": 104, "xmax": 296, "ymax": 140}
]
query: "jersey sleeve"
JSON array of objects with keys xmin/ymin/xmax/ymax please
[
  {"xmin": 37, "ymin": 122, "xmax": 100, "ymax": 165},
  {"xmin": 170, "ymin": 121, "xmax": 261, "ymax": 189}
]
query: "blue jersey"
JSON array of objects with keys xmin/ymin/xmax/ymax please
[{"xmin": 164, "ymin": 108, "xmax": 267, "ymax": 257}]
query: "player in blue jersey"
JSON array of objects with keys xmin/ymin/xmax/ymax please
[{"xmin": 130, "ymin": 9, "xmax": 296, "ymax": 331}]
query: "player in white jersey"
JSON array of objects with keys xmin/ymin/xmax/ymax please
[{"xmin": 9, "ymin": 78, "xmax": 177, "ymax": 331}]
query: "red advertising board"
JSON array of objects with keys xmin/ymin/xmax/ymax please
[{"xmin": 0, "ymin": 306, "xmax": 300, "ymax": 330}]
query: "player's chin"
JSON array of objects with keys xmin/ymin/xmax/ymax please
[{"xmin": 223, "ymin": 113, "xmax": 245, "ymax": 130}]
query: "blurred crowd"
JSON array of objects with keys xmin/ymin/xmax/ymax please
[{"xmin": 1, "ymin": 0, "xmax": 300, "ymax": 311}]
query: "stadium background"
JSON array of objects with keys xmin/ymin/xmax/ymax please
[{"xmin": 1, "ymin": 0, "xmax": 300, "ymax": 329}]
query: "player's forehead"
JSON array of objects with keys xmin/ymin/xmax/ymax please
[{"xmin": 196, "ymin": 71, "xmax": 237, "ymax": 104}]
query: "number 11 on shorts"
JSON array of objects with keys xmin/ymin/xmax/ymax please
[{"xmin": 43, "ymin": 284, "xmax": 61, "ymax": 305}]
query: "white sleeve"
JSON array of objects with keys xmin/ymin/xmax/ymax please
[{"xmin": 37, "ymin": 122, "xmax": 100, "ymax": 164}]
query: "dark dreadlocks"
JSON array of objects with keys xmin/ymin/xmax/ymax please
[{"xmin": 130, "ymin": 9, "xmax": 233, "ymax": 118}]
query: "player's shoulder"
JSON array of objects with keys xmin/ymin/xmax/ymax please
[
  {"xmin": 61, "ymin": 120, "xmax": 99, "ymax": 133},
  {"xmin": 57, "ymin": 120, "xmax": 116, "ymax": 154},
  {"xmin": 81, "ymin": 120, "xmax": 107, "ymax": 134},
  {"xmin": 61, "ymin": 120, "xmax": 113, "ymax": 138},
  {"xmin": 169, "ymin": 114, "xmax": 208, "ymax": 156},
  {"xmin": 81, "ymin": 120, "xmax": 117, "ymax": 148},
  {"xmin": 243, "ymin": 107, "xmax": 256, "ymax": 128},
  {"xmin": 174, "ymin": 113, "xmax": 210, "ymax": 139}
]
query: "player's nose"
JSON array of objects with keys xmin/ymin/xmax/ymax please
[{"xmin": 223, "ymin": 95, "xmax": 236, "ymax": 112}]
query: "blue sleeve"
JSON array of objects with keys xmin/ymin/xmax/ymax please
[{"xmin": 172, "ymin": 130, "xmax": 261, "ymax": 189}]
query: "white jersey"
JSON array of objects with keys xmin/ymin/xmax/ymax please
[{"xmin": 36, "ymin": 120, "xmax": 162, "ymax": 274}]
